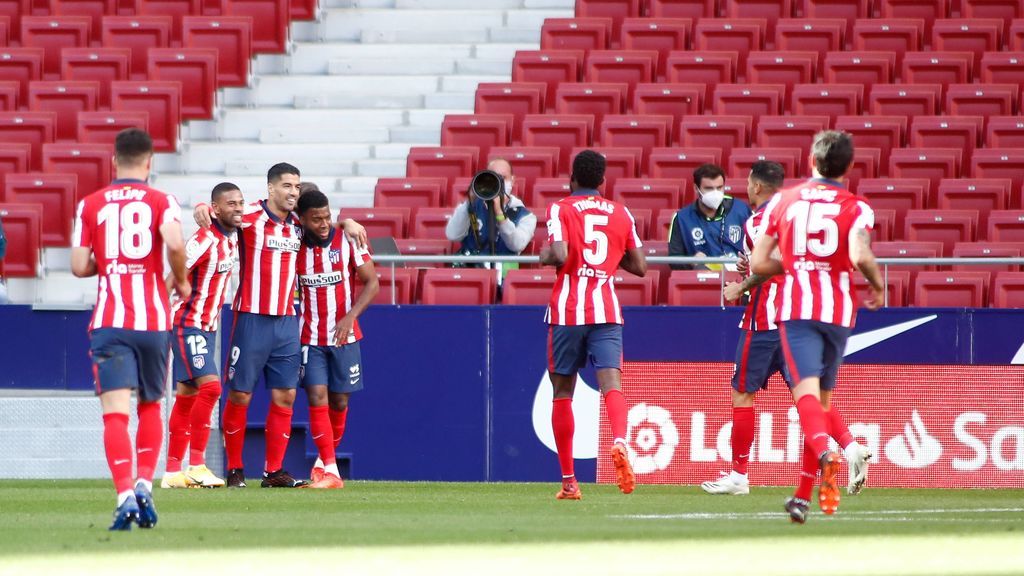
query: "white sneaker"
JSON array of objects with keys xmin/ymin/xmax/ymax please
[
  {"xmin": 701, "ymin": 472, "xmax": 750, "ymax": 495},
  {"xmin": 846, "ymin": 443, "xmax": 872, "ymax": 495},
  {"xmin": 160, "ymin": 471, "xmax": 197, "ymax": 489},
  {"xmin": 185, "ymin": 464, "xmax": 226, "ymax": 488}
]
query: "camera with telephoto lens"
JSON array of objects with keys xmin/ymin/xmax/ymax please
[{"xmin": 470, "ymin": 169, "xmax": 505, "ymax": 203}]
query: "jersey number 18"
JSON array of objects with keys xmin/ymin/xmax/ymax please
[{"xmin": 97, "ymin": 201, "xmax": 153, "ymax": 259}]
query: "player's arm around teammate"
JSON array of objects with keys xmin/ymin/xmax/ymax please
[{"xmin": 194, "ymin": 196, "xmax": 370, "ymax": 250}]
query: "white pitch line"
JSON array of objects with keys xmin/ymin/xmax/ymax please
[{"xmin": 615, "ymin": 507, "xmax": 1024, "ymax": 520}]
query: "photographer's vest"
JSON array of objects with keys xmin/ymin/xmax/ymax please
[
  {"xmin": 673, "ymin": 196, "xmax": 751, "ymax": 257},
  {"xmin": 461, "ymin": 198, "xmax": 530, "ymax": 256}
]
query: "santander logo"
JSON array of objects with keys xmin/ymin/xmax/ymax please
[{"xmin": 884, "ymin": 410, "xmax": 943, "ymax": 468}]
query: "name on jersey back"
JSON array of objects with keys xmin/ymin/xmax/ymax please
[
  {"xmin": 799, "ymin": 187, "xmax": 837, "ymax": 202},
  {"xmin": 572, "ymin": 198, "xmax": 615, "ymax": 214},
  {"xmin": 104, "ymin": 188, "xmax": 147, "ymax": 202}
]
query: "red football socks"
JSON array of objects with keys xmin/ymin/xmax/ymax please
[
  {"xmin": 795, "ymin": 395, "xmax": 830, "ymax": 458},
  {"xmin": 329, "ymin": 407, "xmax": 348, "ymax": 448},
  {"xmin": 603, "ymin": 389, "xmax": 628, "ymax": 443},
  {"xmin": 309, "ymin": 405, "xmax": 336, "ymax": 466},
  {"xmin": 222, "ymin": 400, "xmax": 249, "ymax": 470},
  {"xmin": 135, "ymin": 401, "xmax": 163, "ymax": 483},
  {"xmin": 165, "ymin": 394, "xmax": 196, "ymax": 473},
  {"xmin": 102, "ymin": 412, "xmax": 134, "ymax": 494},
  {"xmin": 188, "ymin": 381, "xmax": 221, "ymax": 466},
  {"xmin": 826, "ymin": 407, "xmax": 855, "ymax": 448},
  {"xmin": 264, "ymin": 404, "xmax": 293, "ymax": 473},
  {"xmin": 551, "ymin": 398, "xmax": 575, "ymax": 477},
  {"xmin": 795, "ymin": 438, "xmax": 819, "ymax": 501},
  {"xmin": 731, "ymin": 406, "xmax": 755, "ymax": 475}
]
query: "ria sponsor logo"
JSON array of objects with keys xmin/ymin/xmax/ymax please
[
  {"xmin": 298, "ymin": 272, "xmax": 342, "ymax": 287},
  {"xmin": 104, "ymin": 261, "xmax": 146, "ymax": 275}
]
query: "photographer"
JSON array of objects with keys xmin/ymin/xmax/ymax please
[{"xmin": 445, "ymin": 158, "xmax": 537, "ymax": 261}]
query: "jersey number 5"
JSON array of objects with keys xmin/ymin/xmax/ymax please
[
  {"xmin": 785, "ymin": 201, "xmax": 840, "ymax": 257},
  {"xmin": 97, "ymin": 201, "xmax": 154, "ymax": 259},
  {"xmin": 583, "ymin": 214, "xmax": 609, "ymax": 266}
]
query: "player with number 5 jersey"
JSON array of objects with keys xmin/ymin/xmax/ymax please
[
  {"xmin": 72, "ymin": 128, "xmax": 189, "ymax": 530},
  {"xmin": 540, "ymin": 150, "xmax": 647, "ymax": 500}
]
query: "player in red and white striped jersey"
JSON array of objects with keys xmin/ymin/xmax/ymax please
[
  {"xmin": 295, "ymin": 189, "xmax": 379, "ymax": 489},
  {"xmin": 751, "ymin": 131, "xmax": 885, "ymax": 522},
  {"xmin": 162, "ymin": 182, "xmax": 244, "ymax": 489},
  {"xmin": 539, "ymin": 150, "xmax": 647, "ymax": 500},
  {"xmin": 71, "ymin": 128, "xmax": 189, "ymax": 529}
]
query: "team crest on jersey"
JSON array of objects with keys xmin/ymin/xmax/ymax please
[
  {"xmin": 691, "ymin": 228, "xmax": 704, "ymax": 241},
  {"xmin": 728, "ymin": 225, "xmax": 742, "ymax": 244},
  {"xmin": 329, "ymin": 249, "xmax": 341, "ymax": 264},
  {"xmin": 193, "ymin": 355, "xmax": 205, "ymax": 370},
  {"xmin": 228, "ymin": 367, "xmax": 236, "ymax": 380}
]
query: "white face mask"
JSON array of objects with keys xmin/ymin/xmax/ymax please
[
  {"xmin": 699, "ymin": 188, "xmax": 725, "ymax": 211},
  {"xmin": 503, "ymin": 179, "xmax": 512, "ymax": 195}
]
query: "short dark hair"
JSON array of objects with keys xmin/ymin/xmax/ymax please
[
  {"xmin": 268, "ymin": 162, "xmax": 300, "ymax": 184},
  {"xmin": 296, "ymin": 189, "xmax": 329, "ymax": 216},
  {"xmin": 299, "ymin": 181, "xmax": 321, "ymax": 196},
  {"xmin": 571, "ymin": 150, "xmax": 606, "ymax": 189},
  {"xmin": 811, "ymin": 130, "xmax": 855, "ymax": 179},
  {"xmin": 211, "ymin": 182, "xmax": 240, "ymax": 203},
  {"xmin": 693, "ymin": 164, "xmax": 726, "ymax": 190},
  {"xmin": 114, "ymin": 128, "xmax": 153, "ymax": 166},
  {"xmin": 749, "ymin": 160, "xmax": 785, "ymax": 190}
]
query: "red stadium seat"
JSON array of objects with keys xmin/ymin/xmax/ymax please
[
  {"xmin": 665, "ymin": 51, "xmax": 737, "ymax": 100},
  {"xmin": 20, "ymin": 16, "xmax": 91, "ymax": 80},
  {"xmin": 986, "ymin": 210, "xmax": 1024, "ymax": 243},
  {"xmin": 409, "ymin": 207, "xmax": 454, "ymax": 240},
  {"xmin": 746, "ymin": 51, "xmax": 817, "ymax": 97},
  {"xmin": 848, "ymin": 147, "xmax": 881, "ymax": 192},
  {"xmin": 823, "ymin": 51, "xmax": 895, "ymax": 86},
  {"xmin": 678, "ymin": 115, "xmax": 750, "ymax": 167},
  {"xmin": 856, "ymin": 178, "xmax": 928, "ymax": 232},
  {"xmin": 979, "ymin": 51, "xmax": 1024, "ymax": 89},
  {"xmin": 420, "ymin": 268, "xmax": 496, "ymax": 305},
  {"xmin": 872, "ymin": 241, "xmax": 943, "ymax": 276},
  {"xmin": 596, "ymin": 114, "xmax": 671, "ymax": 164},
  {"xmin": 867, "ymin": 83, "xmax": 941, "ymax": 117},
  {"xmin": 774, "ymin": 19, "xmax": 844, "ymax": 65},
  {"xmin": 583, "ymin": 50, "xmax": 658, "ymax": 100},
  {"xmin": 631, "ymin": 83, "xmax": 703, "ymax": 138},
  {"xmin": 932, "ymin": 19, "xmax": 1002, "ymax": 70},
  {"xmin": 373, "ymin": 178, "xmax": 445, "ymax": 210},
  {"xmin": 912, "ymin": 271, "xmax": 990, "ymax": 307},
  {"xmin": 0, "ymin": 15, "xmax": 8, "ymax": 46},
  {"xmin": 879, "ymin": 0, "xmax": 948, "ymax": 39},
  {"xmin": 835, "ymin": 115, "xmax": 906, "ymax": 170},
  {"xmin": 970, "ymin": 149, "xmax": 1024, "ymax": 197},
  {"xmin": 42, "ymin": 142, "xmax": 111, "ymax": 204},
  {"xmin": 647, "ymin": 147, "xmax": 721, "ymax": 182},
  {"xmin": 936, "ymin": 179, "xmax": 1008, "ymax": 228},
  {"xmin": 61, "ymin": 48, "xmax": 131, "ymax": 110},
  {"xmin": 985, "ymin": 116, "xmax": 1024, "ymax": 149},
  {"xmin": 147, "ymin": 48, "xmax": 218, "ymax": 120},
  {"xmin": 135, "ymin": 0, "xmax": 201, "ymax": 45},
  {"xmin": 554, "ymin": 82, "xmax": 627, "ymax": 134},
  {"xmin": 521, "ymin": 115, "xmax": 593, "ymax": 176},
  {"xmin": 512, "ymin": 50, "xmax": 583, "ymax": 107},
  {"xmin": 182, "ymin": 16, "xmax": 252, "ymax": 88},
  {"xmin": 909, "ymin": 116, "xmax": 981, "ymax": 162},
  {"xmin": 610, "ymin": 178, "xmax": 683, "ymax": 212},
  {"xmin": 540, "ymin": 17, "xmax": 611, "ymax": 52},
  {"xmin": 712, "ymin": 84, "xmax": 784, "ymax": 126},
  {"xmin": 802, "ymin": 0, "xmax": 871, "ymax": 48},
  {"xmin": 405, "ymin": 147, "xmax": 478, "ymax": 190},
  {"xmin": 853, "ymin": 270, "xmax": 910, "ymax": 307},
  {"xmin": 290, "ymin": 0, "xmax": 316, "ymax": 21},
  {"xmin": 574, "ymin": 0, "xmax": 641, "ymax": 44},
  {"xmin": 486, "ymin": 146, "xmax": 559, "ymax": 197},
  {"xmin": 0, "ymin": 0, "xmax": 28, "ymax": 44},
  {"xmin": 992, "ymin": 271, "xmax": 1024, "ymax": 308},
  {"xmin": 372, "ymin": 267, "xmax": 417, "ymax": 305},
  {"xmin": 27, "ymin": 81, "xmax": 98, "ymax": 142},
  {"xmin": 755, "ymin": 115, "xmax": 829, "ymax": 150},
  {"xmin": 440, "ymin": 114, "xmax": 512, "ymax": 164},
  {"xmin": 901, "ymin": 51, "xmax": 973, "ymax": 87},
  {"xmin": 724, "ymin": 0, "xmax": 793, "ymax": 47},
  {"xmin": 225, "ymin": 0, "xmax": 287, "ymax": 53},
  {"xmin": 0, "ymin": 111, "xmax": 54, "ymax": 170},
  {"xmin": 665, "ymin": 270, "xmax": 736, "ymax": 306},
  {"xmin": 889, "ymin": 148, "xmax": 961, "ymax": 192},
  {"xmin": 394, "ymin": 238, "xmax": 451, "ymax": 256},
  {"xmin": 102, "ymin": 17, "xmax": 172, "ymax": 80},
  {"xmin": 502, "ymin": 268, "xmax": 556, "ymax": 305},
  {"xmin": 905, "ymin": 209, "xmax": 977, "ymax": 253},
  {"xmin": 528, "ymin": 178, "xmax": 572, "ymax": 209},
  {"xmin": 851, "ymin": 18, "xmax": 923, "ymax": 68},
  {"xmin": 789, "ymin": 83, "xmax": 862, "ymax": 120},
  {"xmin": 610, "ymin": 270, "xmax": 658, "ymax": 305},
  {"xmin": 110, "ymin": 81, "xmax": 181, "ymax": 152},
  {"xmin": 76, "ymin": 110, "xmax": 148, "ymax": 144},
  {"xmin": 0, "ymin": 80, "xmax": 17, "ymax": 111},
  {"xmin": 0, "ymin": 203, "xmax": 42, "ymax": 277},
  {"xmin": 945, "ymin": 84, "xmax": 1017, "ymax": 119},
  {"xmin": 1012, "ymin": 20, "xmax": 1024, "ymax": 51},
  {"xmin": 0, "ymin": 48, "xmax": 43, "ymax": 105},
  {"xmin": 337, "ymin": 207, "xmax": 408, "ymax": 239},
  {"xmin": 1, "ymin": 172, "xmax": 76, "ymax": 246},
  {"xmin": 572, "ymin": 146, "xmax": 642, "ymax": 195},
  {"xmin": 474, "ymin": 83, "xmax": 545, "ymax": 141},
  {"xmin": 727, "ymin": 147, "xmax": 802, "ymax": 178},
  {"xmin": 653, "ymin": 209, "xmax": 676, "ymax": 241},
  {"xmin": 963, "ymin": 0, "xmax": 1021, "ymax": 38},
  {"xmin": 648, "ymin": 0, "xmax": 715, "ymax": 19},
  {"xmin": 0, "ymin": 143, "xmax": 30, "ymax": 195},
  {"xmin": 447, "ymin": 176, "xmax": 526, "ymax": 209},
  {"xmin": 619, "ymin": 18, "xmax": 690, "ymax": 79},
  {"xmin": 693, "ymin": 18, "xmax": 765, "ymax": 74},
  {"xmin": 952, "ymin": 242, "xmax": 1021, "ymax": 272},
  {"xmin": 51, "ymin": 0, "xmax": 116, "ymax": 40}
]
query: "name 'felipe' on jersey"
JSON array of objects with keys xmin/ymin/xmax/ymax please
[
  {"xmin": 763, "ymin": 179, "xmax": 874, "ymax": 328},
  {"xmin": 739, "ymin": 203, "xmax": 783, "ymax": 332},
  {"xmin": 172, "ymin": 222, "xmax": 238, "ymax": 332},
  {"xmin": 73, "ymin": 179, "xmax": 182, "ymax": 331},
  {"xmin": 545, "ymin": 192, "xmax": 643, "ymax": 326},
  {"xmin": 233, "ymin": 200, "xmax": 301, "ymax": 316},
  {"xmin": 297, "ymin": 228, "xmax": 372, "ymax": 347}
]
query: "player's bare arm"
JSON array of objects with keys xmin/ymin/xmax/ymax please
[
  {"xmin": 161, "ymin": 219, "xmax": 191, "ymax": 301},
  {"xmin": 724, "ymin": 273, "xmax": 770, "ymax": 302},
  {"xmin": 540, "ymin": 241, "xmax": 567, "ymax": 267},
  {"xmin": 337, "ymin": 218, "xmax": 368, "ymax": 249},
  {"xmin": 70, "ymin": 247, "xmax": 97, "ymax": 278},
  {"xmin": 333, "ymin": 260, "xmax": 380, "ymax": 346},
  {"xmin": 619, "ymin": 247, "xmax": 647, "ymax": 277},
  {"xmin": 750, "ymin": 234, "xmax": 783, "ymax": 277},
  {"xmin": 193, "ymin": 203, "xmax": 213, "ymax": 229},
  {"xmin": 850, "ymin": 228, "xmax": 884, "ymax": 310}
]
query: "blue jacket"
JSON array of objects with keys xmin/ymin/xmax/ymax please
[
  {"xmin": 668, "ymin": 197, "xmax": 752, "ymax": 270},
  {"xmin": 459, "ymin": 198, "xmax": 532, "ymax": 256}
]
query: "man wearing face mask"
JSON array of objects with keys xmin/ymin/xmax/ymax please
[
  {"xmin": 445, "ymin": 158, "xmax": 537, "ymax": 265},
  {"xmin": 668, "ymin": 164, "xmax": 752, "ymax": 270}
]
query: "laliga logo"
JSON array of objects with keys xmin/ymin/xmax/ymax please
[
  {"xmin": 627, "ymin": 403, "xmax": 679, "ymax": 473},
  {"xmin": 884, "ymin": 410, "xmax": 943, "ymax": 469}
]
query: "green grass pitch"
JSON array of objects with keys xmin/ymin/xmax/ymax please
[{"xmin": 1, "ymin": 481, "xmax": 1022, "ymax": 575}]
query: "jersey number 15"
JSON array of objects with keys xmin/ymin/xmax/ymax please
[{"xmin": 785, "ymin": 201, "xmax": 839, "ymax": 257}]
